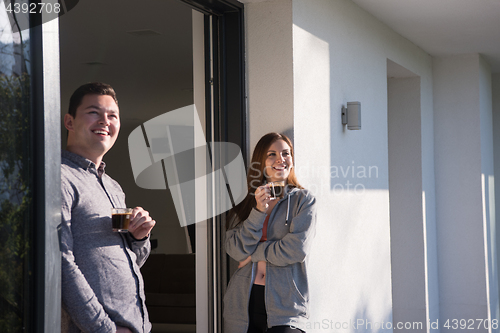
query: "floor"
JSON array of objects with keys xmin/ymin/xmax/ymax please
[{"xmin": 151, "ymin": 324, "xmax": 196, "ymax": 333}]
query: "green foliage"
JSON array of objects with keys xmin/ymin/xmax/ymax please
[{"xmin": 0, "ymin": 72, "xmax": 32, "ymax": 332}]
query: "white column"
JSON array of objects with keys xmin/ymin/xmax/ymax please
[
  {"xmin": 433, "ymin": 54, "xmax": 497, "ymax": 330},
  {"xmin": 492, "ymin": 73, "xmax": 500, "ymax": 329}
]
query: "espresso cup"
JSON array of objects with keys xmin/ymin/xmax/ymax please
[
  {"xmin": 111, "ymin": 208, "xmax": 132, "ymax": 232},
  {"xmin": 269, "ymin": 181, "xmax": 285, "ymax": 200}
]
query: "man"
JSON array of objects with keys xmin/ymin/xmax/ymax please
[{"xmin": 61, "ymin": 82, "xmax": 155, "ymax": 333}]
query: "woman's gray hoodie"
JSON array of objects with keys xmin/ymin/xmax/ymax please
[{"xmin": 224, "ymin": 187, "xmax": 317, "ymax": 332}]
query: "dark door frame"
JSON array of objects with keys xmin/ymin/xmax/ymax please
[
  {"xmin": 181, "ymin": 0, "xmax": 246, "ymax": 331},
  {"xmin": 30, "ymin": 7, "xmax": 62, "ymax": 332}
]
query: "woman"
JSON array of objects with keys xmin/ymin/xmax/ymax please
[{"xmin": 224, "ymin": 132, "xmax": 317, "ymax": 333}]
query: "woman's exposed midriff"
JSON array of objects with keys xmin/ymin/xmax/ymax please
[
  {"xmin": 253, "ymin": 198, "xmax": 279, "ymax": 286},
  {"xmin": 254, "ymin": 261, "xmax": 267, "ymax": 285}
]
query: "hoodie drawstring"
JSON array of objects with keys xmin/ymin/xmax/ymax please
[{"xmin": 285, "ymin": 194, "xmax": 290, "ymax": 225}]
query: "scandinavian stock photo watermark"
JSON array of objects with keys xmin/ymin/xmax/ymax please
[
  {"xmin": 246, "ymin": 161, "xmax": 379, "ymax": 198},
  {"xmin": 295, "ymin": 161, "xmax": 379, "ymax": 196},
  {"xmin": 291, "ymin": 318, "xmax": 499, "ymax": 331},
  {"xmin": 128, "ymin": 105, "xmax": 380, "ymax": 227},
  {"xmin": 128, "ymin": 105, "xmax": 248, "ymax": 227}
]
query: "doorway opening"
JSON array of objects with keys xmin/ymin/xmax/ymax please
[
  {"xmin": 59, "ymin": 0, "xmax": 245, "ymax": 332},
  {"xmin": 387, "ymin": 59, "xmax": 427, "ymax": 332}
]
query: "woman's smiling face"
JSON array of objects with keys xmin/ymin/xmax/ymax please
[{"xmin": 264, "ymin": 139, "xmax": 293, "ymax": 183}]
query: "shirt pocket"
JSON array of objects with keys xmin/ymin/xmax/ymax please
[{"xmin": 109, "ymin": 193, "xmax": 126, "ymax": 208}]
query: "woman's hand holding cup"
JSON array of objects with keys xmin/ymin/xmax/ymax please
[{"xmin": 255, "ymin": 185, "xmax": 271, "ymax": 213}]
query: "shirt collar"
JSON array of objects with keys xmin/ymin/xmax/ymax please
[{"xmin": 62, "ymin": 150, "xmax": 106, "ymax": 175}]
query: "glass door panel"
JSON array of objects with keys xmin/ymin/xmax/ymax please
[{"xmin": 0, "ymin": 8, "xmax": 34, "ymax": 331}]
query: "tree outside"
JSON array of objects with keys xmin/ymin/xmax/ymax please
[{"xmin": 0, "ymin": 19, "xmax": 33, "ymax": 332}]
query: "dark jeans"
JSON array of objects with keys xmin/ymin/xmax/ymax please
[{"xmin": 247, "ymin": 284, "xmax": 305, "ymax": 333}]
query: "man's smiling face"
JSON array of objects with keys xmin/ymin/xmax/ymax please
[{"xmin": 64, "ymin": 94, "xmax": 120, "ymax": 164}]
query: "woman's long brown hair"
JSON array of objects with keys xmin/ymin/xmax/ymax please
[{"xmin": 226, "ymin": 133, "xmax": 302, "ymax": 230}]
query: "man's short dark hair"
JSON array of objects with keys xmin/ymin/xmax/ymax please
[{"xmin": 68, "ymin": 82, "xmax": 118, "ymax": 117}]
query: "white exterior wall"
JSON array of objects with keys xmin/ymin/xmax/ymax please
[
  {"xmin": 291, "ymin": 1, "xmax": 435, "ymax": 332},
  {"xmin": 245, "ymin": 0, "xmax": 436, "ymax": 332},
  {"xmin": 245, "ymin": 0, "xmax": 294, "ymax": 150},
  {"xmin": 244, "ymin": 1, "xmax": 498, "ymax": 332}
]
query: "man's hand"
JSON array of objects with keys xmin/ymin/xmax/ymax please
[
  {"xmin": 116, "ymin": 326, "xmax": 132, "ymax": 333},
  {"xmin": 128, "ymin": 207, "xmax": 156, "ymax": 240}
]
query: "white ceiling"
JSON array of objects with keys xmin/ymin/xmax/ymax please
[
  {"xmin": 351, "ymin": 0, "xmax": 500, "ymax": 73},
  {"xmin": 59, "ymin": 0, "xmax": 194, "ymax": 124}
]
